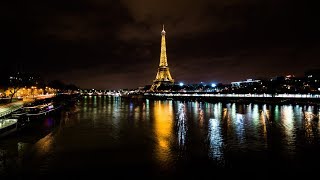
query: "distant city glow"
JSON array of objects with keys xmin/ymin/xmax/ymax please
[
  {"xmin": 211, "ymin": 83, "xmax": 216, "ymax": 88},
  {"xmin": 179, "ymin": 82, "xmax": 184, "ymax": 86}
]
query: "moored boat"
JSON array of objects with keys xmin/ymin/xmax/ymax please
[
  {"xmin": 10, "ymin": 102, "xmax": 62, "ymax": 121},
  {"xmin": 24, "ymin": 102, "xmax": 62, "ymax": 118},
  {"xmin": 10, "ymin": 107, "xmax": 27, "ymax": 118},
  {"xmin": 0, "ymin": 118, "xmax": 18, "ymax": 138}
]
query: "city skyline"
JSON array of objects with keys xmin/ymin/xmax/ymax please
[{"xmin": 2, "ymin": 0, "xmax": 320, "ymax": 89}]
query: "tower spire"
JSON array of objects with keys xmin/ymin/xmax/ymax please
[
  {"xmin": 150, "ymin": 25, "xmax": 174, "ymax": 91},
  {"xmin": 162, "ymin": 24, "xmax": 165, "ymax": 35},
  {"xmin": 159, "ymin": 24, "xmax": 167, "ymax": 67}
]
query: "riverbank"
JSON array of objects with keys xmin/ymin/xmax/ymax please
[
  {"xmin": 123, "ymin": 93, "xmax": 320, "ymax": 106},
  {"xmin": 0, "ymin": 93, "xmax": 80, "ymax": 139}
]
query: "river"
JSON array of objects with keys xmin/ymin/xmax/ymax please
[{"xmin": 1, "ymin": 96, "xmax": 320, "ymax": 178}]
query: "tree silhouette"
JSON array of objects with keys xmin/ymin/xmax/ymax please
[{"xmin": 5, "ymin": 72, "xmax": 26, "ymax": 102}]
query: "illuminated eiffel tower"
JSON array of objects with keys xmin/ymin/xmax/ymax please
[{"xmin": 150, "ymin": 25, "xmax": 174, "ymax": 91}]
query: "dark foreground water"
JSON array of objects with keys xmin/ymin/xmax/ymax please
[{"xmin": 1, "ymin": 96, "xmax": 320, "ymax": 178}]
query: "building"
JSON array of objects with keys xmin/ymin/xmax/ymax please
[
  {"xmin": 150, "ymin": 25, "xmax": 174, "ymax": 91},
  {"xmin": 305, "ymin": 69, "xmax": 320, "ymax": 79},
  {"xmin": 231, "ymin": 79, "xmax": 261, "ymax": 87}
]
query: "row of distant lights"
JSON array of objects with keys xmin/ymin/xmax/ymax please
[{"xmin": 179, "ymin": 82, "xmax": 216, "ymax": 88}]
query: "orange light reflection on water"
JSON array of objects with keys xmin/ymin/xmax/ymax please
[
  {"xmin": 153, "ymin": 101, "xmax": 173, "ymax": 164},
  {"xmin": 33, "ymin": 132, "xmax": 54, "ymax": 157}
]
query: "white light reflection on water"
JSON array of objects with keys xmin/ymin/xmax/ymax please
[
  {"xmin": 193, "ymin": 101, "xmax": 199, "ymax": 117},
  {"xmin": 293, "ymin": 105, "xmax": 303, "ymax": 134},
  {"xmin": 247, "ymin": 104, "xmax": 260, "ymax": 144},
  {"xmin": 274, "ymin": 105, "xmax": 280, "ymax": 123},
  {"xmin": 93, "ymin": 96, "xmax": 97, "ymax": 117},
  {"xmin": 177, "ymin": 103, "xmax": 187, "ymax": 148},
  {"xmin": 208, "ymin": 103, "xmax": 224, "ymax": 162},
  {"xmin": 208, "ymin": 118, "xmax": 223, "ymax": 162},
  {"xmin": 144, "ymin": 99, "xmax": 150, "ymax": 122},
  {"xmin": 111, "ymin": 97, "xmax": 121, "ymax": 126},
  {"xmin": 232, "ymin": 103, "xmax": 245, "ymax": 143},
  {"xmin": 281, "ymin": 105, "xmax": 295, "ymax": 147},
  {"xmin": 294, "ymin": 105, "xmax": 303, "ymax": 122},
  {"xmin": 252, "ymin": 104, "xmax": 259, "ymax": 126}
]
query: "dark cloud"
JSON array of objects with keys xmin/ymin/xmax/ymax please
[{"xmin": 1, "ymin": 0, "xmax": 320, "ymax": 89}]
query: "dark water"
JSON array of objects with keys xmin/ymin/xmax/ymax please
[{"xmin": 1, "ymin": 96, "xmax": 320, "ymax": 178}]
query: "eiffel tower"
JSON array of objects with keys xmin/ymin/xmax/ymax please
[{"xmin": 150, "ymin": 25, "xmax": 174, "ymax": 91}]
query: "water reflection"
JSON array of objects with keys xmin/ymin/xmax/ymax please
[
  {"xmin": 281, "ymin": 105, "xmax": 295, "ymax": 145},
  {"xmin": 303, "ymin": 106, "xmax": 319, "ymax": 144},
  {"xmin": 2, "ymin": 97, "xmax": 320, "ymax": 177},
  {"xmin": 32, "ymin": 133, "xmax": 55, "ymax": 157},
  {"xmin": 252, "ymin": 104, "xmax": 259, "ymax": 126},
  {"xmin": 230, "ymin": 103, "xmax": 245, "ymax": 144},
  {"xmin": 153, "ymin": 101, "xmax": 174, "ymax": 165},
  {"xmin": 176, "ymin": 103, "xmax": 187, "ymax": 148},
  {"xmin": 260, "ymin": 105, "xmax": 269, "ymax": 140},
  {"xmin": 274, "ymin": 105, "xmax": 280, "ymax": 123},
  {"xmin": 208, "ymin": 118, "xmax": 223, "ymax": 162},
  {"xmin": 145, "ymin": 99, "xmax": 150, "ymax": 121},
  {"xmin": 198, "ymin": 106, "xmax": 204, "ymax": 128}
]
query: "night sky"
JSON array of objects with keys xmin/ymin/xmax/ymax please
[{"xmin": 2, "ymin": 0, "xmax": 320, "ymax": 89}]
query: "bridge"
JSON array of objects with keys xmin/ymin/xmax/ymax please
[
  {"xmin": 141, "ymin": 92, "xmax": 320, "ymax": 104},
  {"xmin": 143, "ymin": 92, "xmax": 320, "ymax": 99},
  {"xmin": 79, "ymin": 90, "xmax": 320, "ymax": 105}
]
